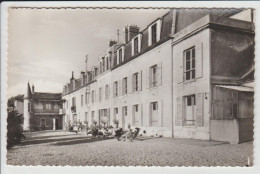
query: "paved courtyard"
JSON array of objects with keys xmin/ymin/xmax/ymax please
[{"xmin": 7, "ymin": 130, "xmax": 253, "ymax": 166}]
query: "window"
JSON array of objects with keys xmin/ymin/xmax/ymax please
[
  {"xmin": 73, "ymin": 114, "xmax": 77, "ymax": 124},
  {"xmin": 81, "ymin": 95, "xmax": 83, "ymax": 106},
  {"xmin": 151, "ymin": 23, "xmax": 157, "ymax": 44},
  {"xmin": 102, "ymin": 57, "xmax": 105, "ymax": 72},
  {"xmin": 91, "ymin": 90, "xmax": 95, "ymax": 103},
  {"xmin": 28, "ymin": 103, "xmax": 31, "ymax": 112},
  {"xmin": 119, "ymin": 49, "xmax": 123, "ymax": 64},
  {"xmin": 99, "ymin": 87, "xmax": 102, "ymax": 101},
  {"xmin": 72, "ymin": 97, "xmax": 76, "ymax": 106},
  {"xmin": 150, "ymin": 65, "xmax": 157, "ymax": 87},
  {"xmin": 105, "ymin": 85, "xmax": 109, "ymax": 100},
  {"xmin": 114, "ymin": 108, "xmax": 118, "ymax": 120},
  {"xmin": 114, "ymin": 81, "xmax": 118, "ymax": 97},
  {"xmin": 123, "ymin": 106, "xmax": 127, "ymax": 116},
  {"xmin": 184, "ymin": 95, "xmax": 196, "ymax": 126},
  {"xmin": 134, "ymin": 37, "xmax": 138, "ymax": 55},
  {"xmin": 91, "ymin": 111, "xmax": 95, "ymax": 122},
  {"xmin": 40, "ymin": 118, "xmax": 46, "ymax": 127},
  {"xmin": 151, "ymin": 102, "xmax": 158, "ymax": 127},
  {"xmin": 106, "ymin": 57, "xmax": 109, "ymax": 70},
  {"xmin": 66, "ymin": 101, "xmax": 68, "ymax": 109},
  {"xmin": 100, "ymin": 62, "xmax": 102, "ymax": 74},
  {"xmin": 85, "ymin": 112, "xmax": 88, "ymax": 122},
  {"xmin": 46, "ymin": 103, "xmax": 51, "ymax": 110},
  {"xmin": 122, "ymin": 77, "xmax": 127, "ymax": 95},
  {"xmin": 184, "ymin": 47, "xmax": 195, "ymax": 81},
  {"xmin": 133, "ymin": 105, "xmax": 139, "ymax": 126},
  {"xmin": 133, "ymin": 73, "xmax": 138, "ymax": 92},
  {"xmin": 85, "ymin": 92, "xmax": 90, "ymax": 104}
]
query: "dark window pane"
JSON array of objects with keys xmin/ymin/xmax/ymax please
[
  {"xmin": 186, "ymin": 61, "xmax": 190, "ymax": 71},
  {"xmin": 192, "ymin": 70, "xmax": 195, "ymax": 79},
  {"xmin": 186, "ymin": 51, "xmax": 190, "ymax": 61},
  {"xmin": 134, "ymin": 37, "xmax": 138, "ymax": 54},
  {"xmin": 187, "ymin": 96, "xmax": 191, "ymax": 106},
  {"xmin": 192, "ymin": 48, "xmax": 195, "ymax": 58},
  {"xmin": 192, "ymin": 59, "xmax": 195, "ymax": 69},
  {"xmin": 152, "ymin": 24, "xmax": 157, "ymax": 44},
  {"xmin": 186, "ymin": 72, "xmax": 190, "ymax": 80}
]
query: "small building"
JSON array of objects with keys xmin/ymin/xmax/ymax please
[{"xmin": 14, "ymin": 83, "xmax": 63, "ymax": 131}]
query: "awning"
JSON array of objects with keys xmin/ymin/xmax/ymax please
[{"xmin": 215, "ymin": 85, "xmax": 254, "ymax": 92}]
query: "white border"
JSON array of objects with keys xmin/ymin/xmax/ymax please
[{"xmin": 1, "ymin": 1, "xmax": 260, "ymax": 174}]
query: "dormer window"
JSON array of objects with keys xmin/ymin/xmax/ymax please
[
  {"xmin": 131, "ymin": 34, "xmax": 142, "ymax": 56},
  {"xmin": 134, "ymin": 37, "xmax": 138, "ymax": 54},
  {"xmin": 117, "ymin": 46, "xmax": 125, "ymax": 65},
  {"xmin": 151, "ymin": 24, "xmax": 157, "ymax": 44},
  {"xmin": 148, "ymin": 19, "xmax": 161, "ymax": 46}
]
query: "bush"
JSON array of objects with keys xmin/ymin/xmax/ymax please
[{"xmin": 7, "ymin": 110, "xmax": 24, "ymax": 149}]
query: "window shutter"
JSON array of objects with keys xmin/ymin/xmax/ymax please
[
  {"xmin": 146, "ymin": 67, "xmax": 150, "ymax": 89},
  {"xmin": 175, "ymin": 97, "xmax": 183, "ymax": 126},
  {"xmin": 196, "ymin": 93, "xmax": 204, "ymax": 127},
  {"xmin": 148, "ymin": 26, "xmax": 152, "ymax": 46},
  {"xmin": 128, "ymin": 75, "xmax": 132, "ymax": 94},
  {"xmin": 132, "ymin": 106, "xmax": 135, "ymax": 125},
  {"xmin": 158, "ymin": 101, "xmax": 163, "ymax": 127},
  {"xmin": 138, "ymin": 34, "xmax": 142, "ymax": 52},
  {"xmin": 131, "ymin": 40, "xmax": 134, "ymax": 56},
  {"xmin": 122, "ymin": 46, "xmax": 125, "ymax": 62},
  {"xmin": 51, "ymin": 102, "xmax": 54, "ymax": 109},
  {"xmin": 196, "ymin": 42, "xmax": 203, "ymax": 78},
  {"xmin": 43, "ymin": 102, "xmax": 46, "ymax": 110},
  {"xmin": 138, "ymin": 71, "xmax": 142, "ymax": 91},
  {"xmin": 118, "ymin": 79, "xmax": 122, "ymax": 96},
  {"xmin": 147, "ymin": 103, "xmax": 151, "ymax": 127},
  {"xmin": 156, "ymin": 20, "xmax": 161, "ymax": 42},
  {"xmin": 108, "ymin": 108, "xmax": 110, "ymax": 126},
  {"xmin": 139, "ymin": 104, "xmax": 143, "ymax": 126},
  {"xmin": 177, "ymin": 52, "xmax": 184, "ymax": 84},
  {"xmin": 157, "ymin": 62, "xmax": 162, "ymax": 86}
]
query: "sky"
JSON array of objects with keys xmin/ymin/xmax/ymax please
[{"xmin": 7, "ymin": 8, "xmax": 169, "ymax": 98}]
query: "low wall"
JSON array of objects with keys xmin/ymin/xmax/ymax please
[{"xmin": 210, "ymin": 119, "xmax": 239, "ymax": 144}]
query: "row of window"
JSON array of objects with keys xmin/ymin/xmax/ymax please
[{"xmin": 79, "ymin": 102, "xmax": 159, "ymax": 127}]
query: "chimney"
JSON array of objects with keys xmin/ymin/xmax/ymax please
[
  {"xmin": 32, "ymin": 84, "xmax": 35, "ymax": 93},
  {"xmin": 70, "ymin": 71, "xmax": 74, "ymax": 83},
  {"xmin": 124, "ymin": 25, "xmax": 139, "ymax": 43},
  {"xmin": 109, "ymin": 40, "xmax": 117, "ymax": 47}
]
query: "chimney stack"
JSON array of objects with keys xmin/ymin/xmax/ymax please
[
  {"xmin": 124, "ymin": 25, "xmax": 140, "ymax": 43},
  {"xmin": 109, "ymin": 40, "xmax": 117, "ymax": 47},
  {"xmin": 70, "ymin": 71, "xmax": 74, "ymax": 83}
]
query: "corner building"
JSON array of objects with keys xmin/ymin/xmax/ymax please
[{"xmin": 62, "ymin": 9, "xmax": 254, "ymax": 143}]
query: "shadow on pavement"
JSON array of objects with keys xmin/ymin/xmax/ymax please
[{"xmin": 52, "ymin": 137, "xmax": 112, "ymax": 146}]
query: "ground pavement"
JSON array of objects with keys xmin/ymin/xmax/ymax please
[{"xmin": 7, "ymin": 130, "xmax": 253, "ymax": 166}]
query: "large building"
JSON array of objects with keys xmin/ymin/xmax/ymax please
[
  {"xmin": 62, "ymin": 9, "xmax": 254, "ymax": 143},
  {"xmin": 14, "ymin": 83, "xmax": 63, "ymax": 131}
]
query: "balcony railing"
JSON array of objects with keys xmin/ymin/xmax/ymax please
[{"xmin": 34, "ymin": 109, "xmax": 59, "ymax": 113}]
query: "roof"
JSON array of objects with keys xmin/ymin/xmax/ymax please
[
  {"xmin": 32, "ymin": 92, "xmax": 62, "ymax": 100},
  {"xmin": 216, "ymin": 85, "xmax": 254, "ymax": 92}
]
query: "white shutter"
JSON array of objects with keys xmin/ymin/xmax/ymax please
[
  {"xmin": 148, "ymin": 26, "xmax": 152, "ymax": 46},
  {"xmin": 118, "ymin": 79, "xmax": 122, "ymax": 96},
  {"xmin": 196, "ymin": 93, "xmax": 204, "ymax": 127},
  {"xmin": 131, "ymin": 39, "xmax": 134, "ymax": 56},
  {"xmin": 157, "ymin": 62, "xmax": 162, "ymax": 86},
  {"xmin": 146, "ymin": 67, "xmax": 150, "ymax": 89},
  {"xmin": 177, "ymin": 51, "xmax": 184, "ymax": 83},
  {"xmin": 156, "ymin": 20, "xmax": 161, "ymax": 42},
  {"xmin": 128, "ymin": 75, "xmax": 132, "ymax": 94},
  {"xmin": 196, "ymin": 42, "xmax": 203, "ymax": 78},
  {"xmin": 158, "ymin": 101, "xmax": 163, "ymax": 127},
  {"xmin": 175, "ymin": 97, "xmax": 183, "ymax": 126},
  {"xmin": 139, "ymin": 104, "xmax": 143, "ymax": 126},
  {"xmin": 138, "ymin": 34, "xmax": 142, "ymax": 52},
  {"xmin": 113, "ymin": 83, "xmax": 115, "ymax": 98},
  {"xmin": 122, "ymin": 46, "xmax": 125, "ymax": 62},
  {"xmin": 138, "ymin": 71, "xmax": 142, "ymax": 91}
]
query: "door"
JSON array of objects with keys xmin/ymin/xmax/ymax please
[
  {"xmin": 55, "ymin": 119, "xmax": 59, "ymax": 129},
  {"xmin": 122, "ymin": 106, "xmax": 127, "ymax": 129},
  {"xmin": 151, "ymin": 102, "xmax": 158, "ymax": 127},
  {"xmin": 40, "ymin": 118, "xmax": 46, "ymax": 130},
  {"xmin": 133, "ymin": 105, "xmax": 139, "ymax": 126}
]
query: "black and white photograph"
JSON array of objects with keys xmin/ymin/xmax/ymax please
[{"xmin": 1, "ymin": 1, "xmax": 258, "ymax": 171}]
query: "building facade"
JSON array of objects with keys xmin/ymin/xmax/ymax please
[
  {"xmin": 62, "ymin": 9, "xmax": 254, "ymax": 143},
  {"xmin": 14, "ymin": 83, "xmax": 63, "ymax": 131}
]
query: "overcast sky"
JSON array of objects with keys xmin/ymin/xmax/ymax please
[{"xmin": 7, "ymin": 8, "xmax": 169, "ymax": 98}]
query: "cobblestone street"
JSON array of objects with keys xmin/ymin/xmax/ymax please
[{"xmin": 7, "ymin": 131, "xmax": 253, "ymax": 166}]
